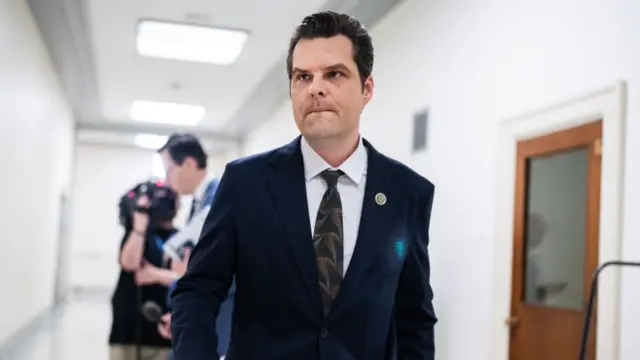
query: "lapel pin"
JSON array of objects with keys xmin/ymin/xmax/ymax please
[{"xmin": 375, "ymin": 193, "xmax": 387, "ymax": 206}]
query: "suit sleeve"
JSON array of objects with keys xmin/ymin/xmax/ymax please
[
  {"xmin": 395, "ymin": 183, "xmax": 437, "ymax": 360},
  {"xmin": 171, "ymin": 164, "xmax": 237, "ymax": 360}
]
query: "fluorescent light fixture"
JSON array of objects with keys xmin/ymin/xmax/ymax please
[
  {"xmin": 130, "ymin": 100, "xmax": 205, "ymax": 126},
  {"xmin": 135, "ymin": 133, "xmax": 168, "ymax": 150},
  {"xmin": 136, "ymin": 20, "xmax": 249, "ymax": 65}
]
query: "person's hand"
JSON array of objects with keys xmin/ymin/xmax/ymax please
[
  {"xmin": 158, "ymin": 312, "xmax": 172, "ymax": 339},
  {"xmin": 171, "ymin": 247, "xmax": 192, "ymax": 277},
  {"xmin": 135, "ymin": 261, "xmax": 160, "ymax": 285},
  {"xmin": 133, "ymin": 195, "xmax": 150, "ymax": 231}
]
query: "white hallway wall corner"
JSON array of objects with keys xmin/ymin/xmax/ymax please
[{"xmin": 491, "ymin": 81, "xmax": 628, "ymax": 360}]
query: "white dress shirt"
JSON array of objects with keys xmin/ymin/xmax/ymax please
[{"xmin": 300, "ymin": 136, "xmax": 368, "ymax": 272}]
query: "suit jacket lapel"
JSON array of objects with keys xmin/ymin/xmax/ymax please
[
  {"xmin": 265, "ymin": 137, "xmax": 323, "ymax": 312},
  {"xmin": 328, "ymin": 140, "xmax": 400, "ymax": 321}
]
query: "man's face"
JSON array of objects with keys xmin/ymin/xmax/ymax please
[
  {"xmin": 160, "ymin": 150, "xmax": 190, "ymax": 195},
  {"xmin": 290, "ymin": 35, "xmax": 373, "ymax": 141}
]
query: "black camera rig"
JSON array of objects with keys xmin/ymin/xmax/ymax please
[{"xmin": 118, "ymin": 178, "xmax": 178, "ymax": 230}]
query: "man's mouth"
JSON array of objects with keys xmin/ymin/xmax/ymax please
[{"xmin": 308, "ymin": 108, "xmax": 332, "ymax": 114}]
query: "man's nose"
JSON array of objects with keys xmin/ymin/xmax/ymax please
[{"xmin": 309, "ymin": 77, "xmax": 327, "ymax": 97}]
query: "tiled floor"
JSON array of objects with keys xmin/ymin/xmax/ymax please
[{"xmin": 10, "ymin": 297, "xmax": 111, "ymax": 360}]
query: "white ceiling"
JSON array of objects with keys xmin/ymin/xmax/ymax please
[
  {"xmin": 87, "ymin": 0, "xmax": 326, "ymax": 132},
  {"xmin": 27, "ymin": 0, "xmax": 403, "ymax": 152}
]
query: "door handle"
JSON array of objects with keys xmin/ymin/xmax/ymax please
[{"xmin": 505, "ymin": 315, "xmax": 520, "ymax": 327}]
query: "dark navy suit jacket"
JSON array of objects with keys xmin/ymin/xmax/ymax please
[
  {"xmin": 167, "ymin": 177, "xmax": 234, "ymax": 356},
  {"xmin": 199, "ymin": 177, "xmax": 235, "ymax": 356},
  {"xmin": 171, "ymin": 137, "xmax": 437, "ymax": 360}
]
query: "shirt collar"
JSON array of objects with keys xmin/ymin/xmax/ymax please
[
  {"xmin": 193, "ymin": 172, "xmax": 214, "ymax": 202},
  {"xmin": 300, "ymin": 136, "xmax": 367, "ymax": 185}
]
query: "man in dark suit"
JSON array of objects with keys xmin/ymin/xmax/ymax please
[{"xmin": 171, "ymin": 11, "xmax": 437, "ymax": 360}]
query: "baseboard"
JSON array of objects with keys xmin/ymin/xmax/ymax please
[{"xmin": 0, "ymin": 305, "xmax": 60, "ymax": 360}]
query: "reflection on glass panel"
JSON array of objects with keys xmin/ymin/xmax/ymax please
[{"xmin": 524, "ymin": 147, "xmax": 588, "ymax": 310}]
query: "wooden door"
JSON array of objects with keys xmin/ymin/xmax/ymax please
[{"xmin": 508, "ymin": 121, "xmax": 602, "ymax": 360}]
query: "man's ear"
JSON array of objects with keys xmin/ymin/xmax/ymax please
[
  {"xmin": 183, "ymin": 156, "xmax": 198, "ymax": 169},
  {"xmin": 362, "ymin": 75, "xmax": 374, "ymax": 105}
]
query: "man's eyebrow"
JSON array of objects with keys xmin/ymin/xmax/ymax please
[
  {"xmin": 291, "ymin": 64, "xmax": 351, "ymax": 74},
  {"xmin": 326, "ymin": 63, "xmax": 350, "ymax": 72}
]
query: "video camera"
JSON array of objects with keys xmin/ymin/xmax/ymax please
[{"xmin": 118, "ymin": 179, "xmax": 178, "ymax": 230}]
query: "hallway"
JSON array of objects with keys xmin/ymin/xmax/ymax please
[
  {"xmin": 8, "ymin": 296, "xmax": 111, "ymax": 360},
  {"xmin": 4, "ymin": 0, "xmax": 640, "ymax": 358}
]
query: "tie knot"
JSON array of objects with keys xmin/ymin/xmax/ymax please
[{"xmin": 321, "ymin": 169, "xmax": 344, "ymax": 188}]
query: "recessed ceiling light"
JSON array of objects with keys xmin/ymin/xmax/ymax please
[
  {"xmin": 136, "ymin": 20, "xmax": 249, "ymax": 65},
  {"xmin": 135, "ymin": 133, "xmax": 169, "ymax": 150},
  {"xmin": 130, "ymin": 100, "xmax": 205, "ymax": 126}
]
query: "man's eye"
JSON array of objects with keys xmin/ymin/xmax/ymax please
[
  {"xmin": 297, "ymin": 73, "xmax": 310, "ymax": 81},
  {"xmin": 328, "ymin": 71, "xmax": 344, "ymax": 78}
]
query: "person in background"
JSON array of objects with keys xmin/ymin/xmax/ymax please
[
  {"xmin": 158, "ymin": 133, "xmax": 220, "ymax": 221},
  {"xmin": 109, "ymin": 185, "xmax": 188, "ymax": 360},
  {"xmin": 156, "ymin": 133, "xmax": 234, "ymax": 358},
  {"xmin": 170, "ymin": 11, "xmax": 437, "ymax": 360}
]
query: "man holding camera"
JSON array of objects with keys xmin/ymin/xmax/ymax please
[
  {"xmin": 109, "ymin": 181, "xmax": 187, "ymax": 360},
  {"xmin": 156, "ymin": 133, "xmax": 234, "ymax": 358}
]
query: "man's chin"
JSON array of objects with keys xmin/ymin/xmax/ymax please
[
  {"xmin": 302, "ymin": 128, "xmax": 342, "ymax": 141},
  {"xmin": 173, "ymin": 186, "xmax": 188, "ymax": 196}
]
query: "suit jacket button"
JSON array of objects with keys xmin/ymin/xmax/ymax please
[{"xmin": 320, "ymin": 327, "xmax": 328, "ymax": 337}]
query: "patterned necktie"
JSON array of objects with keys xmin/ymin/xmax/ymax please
[{"xmin": 313, "ymin": 169, "xmax": 345, "ymax": 316}]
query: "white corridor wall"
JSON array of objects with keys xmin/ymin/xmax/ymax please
[
  {"xmin": 68, "ymin": 145, "xmax": 163, "ymax": 291},
  {"xmin": 240, "ymin": 0, "xmax": 640, "ymax": 359},
  {"xmin": 0, "ymin": 0, "xmax": 75, "ymax": 345}
]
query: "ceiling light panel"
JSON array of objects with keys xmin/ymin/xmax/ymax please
[
  {"xmin": 135, "ymin": 133, "xmax": 169, "ymax": 150},
  {"xmin": 136, "ymin": 20, "xmax": 249, "ymax": 65}
]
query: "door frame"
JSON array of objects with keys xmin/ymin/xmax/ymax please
[{"xmin": 490, "ymin": 80, "xmax": 628, "ymax": 360}]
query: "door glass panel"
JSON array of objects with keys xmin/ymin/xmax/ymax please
[{"xmin": 523, "ymin": 147, "xmax": 588, "ymax": 310}]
